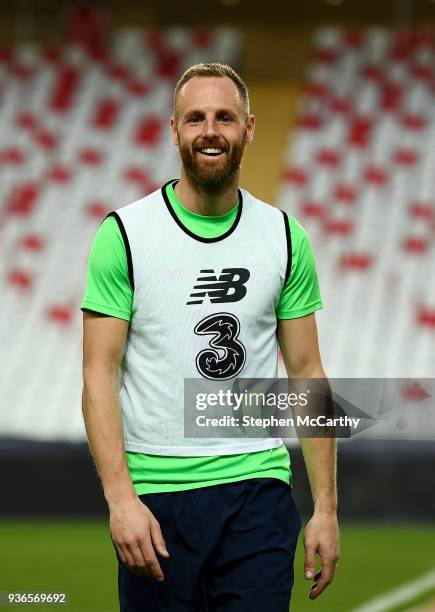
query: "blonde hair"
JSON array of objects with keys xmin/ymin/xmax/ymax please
[{"xmin": 173, "ymin": 62, "xmax": 250, "ymax": 120}]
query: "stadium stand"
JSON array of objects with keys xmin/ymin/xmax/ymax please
[
  {"xmin": 1, "ymin": 22, "xmax": 433, "ymax": 444},
  {"xmin": 278, "ymin": 27, "xmax": 435, "ymax": 384},
  {"xmin": 0, "ymin": 19, "xmax": 241, "ymax": 441}
]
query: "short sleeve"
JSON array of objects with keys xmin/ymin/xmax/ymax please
[
  {"xmin": 81, "ymin": 216, "xmax": 133, "ymax": 321},
  {"xmin": 276, "ymin": 215, "xmax": 323, "ymax": 319}
]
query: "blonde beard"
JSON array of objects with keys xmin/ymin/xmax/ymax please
[{"xmin": 178, "ymin": 139, "xmax": 246, "ymax": 193}]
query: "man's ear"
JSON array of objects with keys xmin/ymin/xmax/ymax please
[
  {"xmin": 170, "ymin": 116, "xmax": 179, "ymax": 146},
  {"xmin": 245, "ymin": 114, "xmax": 255, "ymax": 144}
]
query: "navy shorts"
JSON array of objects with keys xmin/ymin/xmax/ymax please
[{"xmin": 116, "ymin": 477, "xmax": 302, "ymax": 612}]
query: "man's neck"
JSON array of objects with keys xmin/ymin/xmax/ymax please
[{"xmin": 174, "ymin": 170, "xmax": 239, "ymax": 217}]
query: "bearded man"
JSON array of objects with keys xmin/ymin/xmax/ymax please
[{"xmin": 81, "ymin": 62, "xmax": 339, "ymax": 611}]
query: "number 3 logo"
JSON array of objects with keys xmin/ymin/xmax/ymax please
[{"xmin": 194, "ymin": 313, "xmax": 246, "ymax": 380}]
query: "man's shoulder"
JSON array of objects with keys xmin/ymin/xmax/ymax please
[
  {"xmin": 241, "ymin": 188, "xmax": 283, "ymax": 218},
  {"xmin": 241, "ymin": 188, "xmax": 294, "ymax": 230},
  {"xmin": 241, "ymin": 189, "xmax": 311, "ymax": 249}
]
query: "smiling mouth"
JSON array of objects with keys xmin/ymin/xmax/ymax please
[{"xmin": 197, "ymin": 147, "xmax": 225, "ymax": 157}]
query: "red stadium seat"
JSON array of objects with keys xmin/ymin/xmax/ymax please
[
  {"xmin": 192, "ymin": 29, "xmax": 213, "ymax": 50},
  {"xmin": 86, "ymin": 201, "xmax": 110, "ymax": 220},
  {"xmin": 311, "ymin": 47, "xmax": 338, "ymax": 65},
  {"xmin": 401, "ymin": 113, "xmax": 426, "ymax": 130},
  {"xmin": 339, "ymin": 253, "xmax": 374, "ymax": 270},
  {"xmin": 92, "ymin": 97, "xmax": 120, "ymax": 129},
  {"xmin": 402, "ymin": 236, "xmax": 429, "ymax": 253},
  {"xmin": 0, "ymin": 147, "xmax": 26, "ymax": 164},
  {"xmin": 330, "ymin": 96, "xmax": 352, "ymax": 114},
  {"xmin": 410, "ymin": 64, "xmax": 432, "ymax": 81},
  {"xmin": 0, "ymin": 45, "xmax": 14, "ymax": 64},
  {"xmin": 134, "ymin": 116, "xmax": 163, "ymax": 146},
  {"xmin": 157, "ymin": 48, "xmax": 182, "ymax": 79},
  {"xmin": 334, "ymin": 184, "xmax": 358, "ymax": 203},
  {"xmin": 106, "ymin": 61, "xmax": 130, "ymax": 81},
  {"xmin": 394, "ymin": 148, "xmax": 418, "ymax": 166},
  {"xmin": 65, "ymin": 5, "xmax": 107, "ymax": 55},
  {"xmin": 282, "ymin": 167, "xmax": 308, "ymax": 187},
  {"xmin": 417, "ymin": 307, "xmax": 435, "ymax": 328},
  {"xmin": 46, "ymin": 305, "xmax": 73, "ymax": 324},
  {"xmin": 298, "ymin": 114, "xmax": 323, "ymax": 130},
  {"xmin": 316, "ymin": 148, "xmax": 341, "ymax": 167},
  {"xmin": 324, "ymin": 219, "xmax": 353, "ymax": 236},
  {"xmin": 20, "ymin": 234, "xmax": 45, "ymax": 251},
  {"xmin": 381, "ymin": 82, "xmax": 403, "ymax": 111},
  {"xmin": 47, "ymin": 165, "xmax": 72, "ymax": 183},
  {"xmin": 7, "ymin": 269, "xmax": 32, "ymax": 290},
  {"xmin": 42, "ymin": 45, "xmax": 62, "ymax": 64},
  {"xmin": 363, "ymin": 165, "xmax": 388, "ymax": 185},
  {"xmin": 34, "ymin": 129, "xmax": 58, "ymax": 150},
  {"xmin": 304, "ymin": 81, "xmax": 330, "ymax": 99},
  {"xmin": 124, "ymin": 166, "xmax": 149, "ymax": 185},
  {"xmin": 348, "ymin": 116, "xmax": 372, "ymax": 148},
  {"xmin": 409, "ymin": 203, "xmax": 434, "ymax": 220},
  {"xmin": 301, "ymin": 201, "xmax": 325, "ymax": 219},
  {"xmin": 16, "ymin": 112, "xmax": 39, "ymax": 130},
  {"xmin": 50, "ymin": 66, "xmax": 80, "ymax": 113},
  {"xmin": 360, "ymin": 64, "xmax": 384, "ymax": 81},
  {"xmin": 343, "ymin": 27, "xmax": 365, "ymax": 49},
  {"xmin": 9, "ymin": 60, "xmax": 34, "ymax": 80},
  {"xmin": 145, "ymin": 30, "xmax": 166, "ymax": 53},
  {"xmin": 127, "ymin": 79, "xmax": 151, "ymax": 96},
  {"xmin": 79, "ymin": 148, "xmax": 103, "ymax": 165},
  {"xmin": 6, "ymin": 183, "xmax": 39, "ymax": 216}
]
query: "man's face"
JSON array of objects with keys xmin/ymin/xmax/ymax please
[{"xmin": 171, "ymin": 76, "xmax": 255, "ymax": 193}]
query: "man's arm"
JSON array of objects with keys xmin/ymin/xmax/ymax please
[
  {"xmin": 82, "ymin": 310, "xmax": 169, "ymax": 580},
  {"xmin": 277, "ymin": 313, "xmax": 339, "ymax": 600}
]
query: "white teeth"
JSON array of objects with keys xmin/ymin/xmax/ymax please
[{"xmin": 200, "ymin": 148, "xmax": 223, "ymax": 154}]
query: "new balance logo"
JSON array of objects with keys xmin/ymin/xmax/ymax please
[{"xmin": 186, "ymin": 268, "xmax": 250, "ymax": 305}]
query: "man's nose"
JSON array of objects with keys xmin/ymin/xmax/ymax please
[{"xmin": 202, "ymin": 117, "xmax": 219, "ymax": 138}]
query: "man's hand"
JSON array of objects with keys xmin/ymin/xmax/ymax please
[
  {"xmin": 303, "ymin": 511, "xmax": 340, "ymax": 599},
  {"xmin": 109, "ymin": 495, "xmax": 170, "ymax": 580}
]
